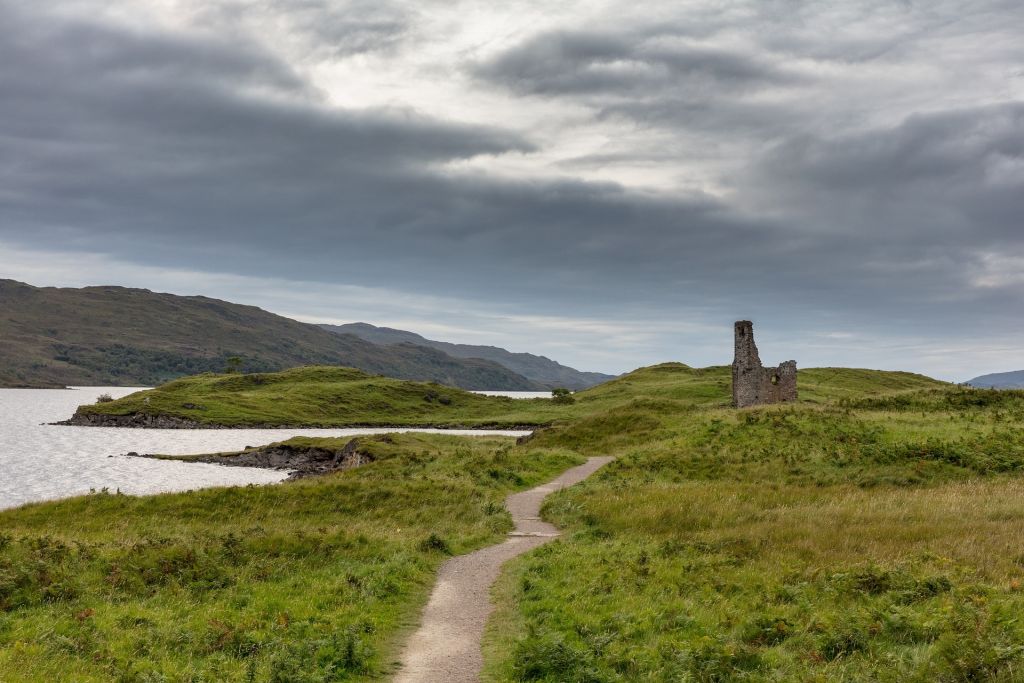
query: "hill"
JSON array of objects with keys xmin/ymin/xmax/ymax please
[
  {"xmin": 0, "ymin": 279, "xmax": 541, "ymax": 390},
  {"xmin": 322, "ymin": 322, "xmax": 616, "ymax": 390},
  {"xmin": 65, "ymin": 362, "xmax": 947, "ymax": 428},
  {"xmin": 966, "ymin": 369, "xmax": 1024, "ymax": 389},
  {"xmin": 14, "ymin": 363, "xmax": 1022, "ymax": 682},
  {"xmin": 64, "ymin": 366, "xmax": 560, "ymax": 428}
]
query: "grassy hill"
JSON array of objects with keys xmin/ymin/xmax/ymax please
[
  {"xmin": 13, "ymin": 363, "xmax": 1024, "ymax": 682},
  {"xmin": 483, "ymin": 385, "xmax": 1024, "ymax": 682},
  {"xmin": 69, "ymin": 362, "xmax": 945, "ymax": 429},
  {"xmin": 68, "ymin": 366, "xmax": 563, "ymax": 428},
  {"xmin": 323, "ymin": 322, "xmax": 617, "ymax": 390},
  {"xmin": 0, "ymin": 279, "xmax": 541, "ymax": 390}
]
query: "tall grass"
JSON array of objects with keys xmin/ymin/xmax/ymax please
[
  {"xmin": 0, "ymin": 434, "xmax": 581, "ymax": 681},
  {"xmin": 2, "ymin": 363, "xmax": 979, "ymax": 681},
  {"xmin": 485, "ymin": 387, "xmax": 1024, "ymax": 682}
]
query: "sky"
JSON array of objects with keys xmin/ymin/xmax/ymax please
[{"xmin": 1, "ymin": 0, "xmax": 1022, "ymax": 381}]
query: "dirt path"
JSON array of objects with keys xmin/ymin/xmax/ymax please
[{"xmin": 394, "ymin": 456, "xmax": 613, "ymax": 683}]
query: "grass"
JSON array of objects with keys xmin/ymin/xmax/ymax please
[
  {"xmin": 0, "ymin": 433, "xmax": 582, "ymax": 681},
  {"xmin": 74, "ymin": 366, "xmax": 564, "ymax": 427},
  {"xmin": 74, "ymin": 363, "xmax": 944, "ymax": 428},
  {"xmin": 10, "ymin": 361, "xmax": 1014, "ymax": 682},
  {"xmin": 483, "ymin": 386, "xmax": 1024, "ymax": 682}
]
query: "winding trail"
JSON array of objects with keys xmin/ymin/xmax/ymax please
[{"xmin": 394, "ymin": 456, "xmax": 613, "ymax": 683}]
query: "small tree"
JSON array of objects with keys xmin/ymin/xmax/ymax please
[
  {"xmin": 224, "ymin": 356, "xmax": 243, "ymax": 374},
  {"xmin": 551, "ymin": 387, "xmax": 575, "ymax": 405}
]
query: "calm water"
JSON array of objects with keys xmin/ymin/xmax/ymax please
[{"xmin": 0, "ymin": 387, "xmax": 531, "ymax": 511}]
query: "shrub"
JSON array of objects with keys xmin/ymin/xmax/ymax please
[
  {"xmin": 95, "ymin": 393, "xmax": 114, "ymax": 403},
  {"xmin": 418, "ymin": 533, "xmax": 451, "ymax": 554},
  {"xmin": 551, "ymin": 388, "xmax": 575, "ymax": 405}
]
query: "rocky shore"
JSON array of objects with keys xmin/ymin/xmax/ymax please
[
  {"xmin": 59, "ymin": 412, "xmax": 217, "ymax": 428},
  {"xmin": 57, "ymin": 410, "xmax": 537, "ymax": 431},
  {"xmin": 129, "ymin": 437, "xmax": 373, "ymax": 480}
]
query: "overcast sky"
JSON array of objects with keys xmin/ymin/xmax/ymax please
[{"xmin": 1, "ymin": 0, "xmax": 1022, "ymax": 380}]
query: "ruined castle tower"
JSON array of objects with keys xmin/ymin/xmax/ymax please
[{"xmin": 732, "ymin": 321, "xmax": 797, "ymax": 408}]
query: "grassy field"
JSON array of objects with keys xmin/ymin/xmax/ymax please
[
  {"xmin": 484, "ymin": 387, "xmax": 1024, "ymax": 682},
  {"xmin": 0, "ymin": 433, "xmax": 581, "ymax": 681},
  {"xmin": 9, "ymin": 362, "xmax": 1020, "ymax": 682}
]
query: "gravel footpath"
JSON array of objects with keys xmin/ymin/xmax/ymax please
[{"xmin": 393, "ymin": 456, "xmax": 613, "ymax": 683}]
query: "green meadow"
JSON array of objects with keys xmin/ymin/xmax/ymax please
[
  {"xmin": 0, "ymin": 434, "xmax": 581, "ymax": 681},
  {"xmin": 485, "ymin": 383, "xmax": 1024, "ymax": 682},
  {"xmin": 5, "ymin": 363, "xmax": 1024, "ymax": 681}
]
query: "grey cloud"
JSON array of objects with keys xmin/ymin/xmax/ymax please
[
  {"xmin": 744, "ymin": 103, "xmax": 1024, "ymax": 247},
  {"xmin": 1, "ymin": 7, "xmax": 308, "ymax": 97},
  {"xmin": 473, "ymin": 30, "xmax": 795, "ymax": 98},
  {"xmin": 292, "ymin": 1, "xmax": 410, "ymax": 58},
  {"xmin": 190, "ymin": 0, "xmax": 414, "ymax": 59}
]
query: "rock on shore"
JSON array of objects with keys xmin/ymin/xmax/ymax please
[
  {"xmin": 59, "ymin": 412, "xmax": 214, "ymax": 428},
  {"xmin": 129, "ymin": 438, "xmax": 372, "ymax": 480}
]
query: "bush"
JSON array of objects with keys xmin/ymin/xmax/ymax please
[
  {"xmin": 551, "ymin": 388, "xmax": 575, "ymax": 405},
  {"xmin": 418, "ymin": 533, "xmax": 451, "ymax": 554},
  {"xmin": 95, "ymin": 393, "xmax": 114, "ymax": 403}
]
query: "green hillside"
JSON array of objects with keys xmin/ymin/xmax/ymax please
[
  {"xmin": 12, "ymin": 364, "xmax": 1024, "ymax": 682},
  {"xmin": 69, "ymin": 366, "xmax": 562, "ymax": 428},
  {"xmin": 69, "ymin": 362, "xmax": 946, "ymax": 428},
  {"xmin": 484, "ymin": 385, "xmax": 1024, "ymax": 682},
  {"xmin": 0, "ymin": 279, "xmax": 541, "ymax": 390}
]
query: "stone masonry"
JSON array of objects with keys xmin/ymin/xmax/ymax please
[{"xmin": 732, "ymin": 320, "xmax": 797, "ymax": 408}]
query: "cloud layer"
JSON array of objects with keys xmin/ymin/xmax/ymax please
[{"xmin": 0, "ymin": 0, "xmax": 1022, "ymax": 379}]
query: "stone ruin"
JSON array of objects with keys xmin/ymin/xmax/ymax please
[{"xmin": 732, "ymin": 320, "xmax": 797, "ymax": 408}]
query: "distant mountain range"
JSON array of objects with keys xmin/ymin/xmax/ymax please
[
  {"xmin": 321, "ymin": 322, "xmax": 617, "ymax": 390},
  {"xmin": 0, "ymin": 279, "xmax": 554, "ymax": 390},
  {"xmin": 965, "ymin": 370, "xmax": 1024, "ymax": 389}
]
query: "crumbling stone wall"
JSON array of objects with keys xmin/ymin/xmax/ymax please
[{"xmin": 732, "ymin": 320, "xmax": 797, "ymax": 407}]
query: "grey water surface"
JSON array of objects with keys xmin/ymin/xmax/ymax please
[{"xmin": 0, "ymin": 387, "xmax": 531, "ymax": 510}]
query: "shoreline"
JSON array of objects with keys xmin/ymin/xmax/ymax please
[{"xmin": 55, "ymin": 410, "xmax": 547, "ymax": 431}]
